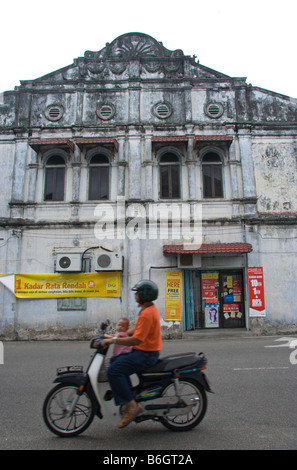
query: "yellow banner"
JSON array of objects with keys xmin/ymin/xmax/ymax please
[
  {"xmin": 165, "ymin": 271, "xmax": 182, "ymax": 321},
  {"xmin": 14, "ymin": 273, "xmax": 121, "ymax": 298}
]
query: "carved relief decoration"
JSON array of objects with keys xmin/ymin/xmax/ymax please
[{"xmin": 76, "ymin": 33, "xmax": 185, "ymax": 79}]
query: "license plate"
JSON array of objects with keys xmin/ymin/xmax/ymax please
[{"xmin": 57, "ymin": 365, "xmax": 84, "ymax": 375}]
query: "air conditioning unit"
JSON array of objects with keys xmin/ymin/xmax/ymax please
[
  {"xmin": 178, "ymin": 253, "xmax": 201, "ymax": 269},
  {"xmin": 95, "ymin": 252, "xmax": 123, "ymax": 271},
  {"xmin": 56, "ymin": 253, "xmax": 82, "ymax": 272}
]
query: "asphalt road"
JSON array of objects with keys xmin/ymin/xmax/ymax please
[{"xmin": 0, "ymin": 335, "xmax": 296, "ymax": 451}]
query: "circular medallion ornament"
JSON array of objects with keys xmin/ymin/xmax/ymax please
[
  {"xmin": 153, "ymin": 101, "xmax": 172, "ymax": 119},
  {"xmin": 96, "ymin": 103, "xmax": 115, "ymax": 120},
  {"xmin": 204, "ymin": 102, "xmax": 224, "ymax": 119},
  {"xmin": 44, "ymin": 104, "xmax": 64, "ymax": 122}
]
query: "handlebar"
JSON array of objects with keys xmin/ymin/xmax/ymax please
[{"xmin": 90, "ymin": 337, "xmax": 109, "ymax": 355}]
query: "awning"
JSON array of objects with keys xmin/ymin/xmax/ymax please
[
  {"xmin": 151, "ymin": 135, "xmax": 233, "ymax": 148},
  {"xmin": 29, "ymin": 139, "xmax": 75, "ymax": 152},
  {"xmin": 151, "ymin": 137, "xmax": 188, "ymax": 144},
  {"xmin": 163, "ymin": 242, "xmax": 252, "ymax": 255},
  {"xmin": 75, "ymin": 138, "xmax": 118, "ymax": 151},
  {"xmin": 194, "ymin": 136, "xmax": 233, "ymax": 147}
]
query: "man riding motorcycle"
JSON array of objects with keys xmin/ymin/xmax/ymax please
[{"xmin": 101, "ymin": 280, "xmax": 162, "ymax": 428}]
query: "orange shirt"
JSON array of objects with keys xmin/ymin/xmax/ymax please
[{"xmin": 133, "ymin": 304, "xmax": 162, "ymax": 352}]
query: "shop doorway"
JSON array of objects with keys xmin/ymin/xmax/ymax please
[{"xmin": 184, "ymin": 270, "xmax": 246, "ymax": 329}]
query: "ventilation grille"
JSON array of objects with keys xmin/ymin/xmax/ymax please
[
  {"xmin": 205, "ymin": 102, "xmax": 224, "ymax": 119},
  {"xmin": 209, "ymin": 104, "xmax": 220, "ymax": 116},
  {"xmin": 153, "ymin": 101, "xmax": 172, "ymax": 119},
  {"xmin": 49, "ymin": 107, "xmax": 62, "ymax": 119},
  {"xmin": 156, "ymin": 104, "xmax": 170, "ymax": 117},
  {"xmin": 97, "ymin": 103, "xmax": 115, "ymax": 120},
  {"xmin": 44, "ymin": 104, "xmax": 64, "ymax": 121}
]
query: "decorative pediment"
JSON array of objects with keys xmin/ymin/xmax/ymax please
[
  {"xmin": 79, "ymin": 32, "xmax": 186, "ymax": 79},
  {"xmin": 105, "ymin": 32, "xmax": 183, "ymax": 59},
  {"xmin": 31, "ymin": 33, "xmax": 230, "ymax": 83}
]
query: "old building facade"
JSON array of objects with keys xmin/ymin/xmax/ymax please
[{"xmin": 0, "ymin": 33, "xmax": 296, "ymax": 339}]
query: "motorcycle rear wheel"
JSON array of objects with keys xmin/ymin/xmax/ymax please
[
  {"xmin": 43, "ymin": 383, "xmax": 94, "ymax": 437},
  {"xmin": 159, "ymin": 379, "xmax": 207, "ymax": 432}
]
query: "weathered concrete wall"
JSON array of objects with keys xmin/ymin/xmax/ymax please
[
  {"xmin": 252, "ymin": 142, "xmax": 296, "ymax": 213},
  {"xmin": 246, "ymin": 224, "xmax": 297, "ymax": 334},
  {"xmin": 0, "ymin": 33, "xmax": 296, "ymax": 339}
]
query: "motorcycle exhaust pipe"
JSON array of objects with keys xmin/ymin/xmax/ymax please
[{"xmin": 144, "ymin": 402, "xmax": 187, "ymax": 411}]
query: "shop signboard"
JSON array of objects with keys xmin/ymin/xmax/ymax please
[
  {"xmin": 248, "ymin": 267, "xmax": 266, "ymax": 317},
  {"xmin": 12, "ymin": 272, "xmax": 121, "ymax": 298},
  {"xmin": 165, "ymin": 271, "xmax": 182, "ymax": 321}
]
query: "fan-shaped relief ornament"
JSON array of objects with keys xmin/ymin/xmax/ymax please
[
  {"xmin": 77, "ymin": 34, "xmax": 188, "ymax": 79},
  {"xmin": 110, "ymin": 33, "xmax": 184, "ymax": 59},
  {"xmin": 107, "ymin": 35, "xmax": 160, "ymax": 59}
]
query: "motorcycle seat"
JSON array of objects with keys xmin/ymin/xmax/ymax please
[{"xmin": 142, "ymin": 352, "xmax": 205, "ymax": 374}]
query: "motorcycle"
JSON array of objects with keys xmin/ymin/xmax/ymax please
[{"xmin": 42, "ymin": 335, "xmax": 212, "ymax": 437}]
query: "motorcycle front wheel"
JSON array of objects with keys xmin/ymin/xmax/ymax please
[
  {"xmin": 43, "ymin": 383, "xmax": 94, "ymax": 437},
  {"xmin": 159, "ymin": 379, "xmax": 207, "ymax": 432}
]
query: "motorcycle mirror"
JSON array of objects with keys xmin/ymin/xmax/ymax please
[{"xmin": 100, "ymin": 319, "xmax": 110, "ymax": 332}]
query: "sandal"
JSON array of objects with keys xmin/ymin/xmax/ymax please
[{"xmin": 118, "ymin": 403, "xmax": 141, "ymax": 429}]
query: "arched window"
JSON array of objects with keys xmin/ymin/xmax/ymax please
[
  {"xmin": 202, "ymin": 152, "xmax": 223, "ymax": 198},
  {"xmin": 159, "ymin": 152, "xmax": 181, "ymax": 199},
  {"xmin": 88, "ymin": 153, "xmax": 110, "ymax": 200},
  {"xmin": 44, "ymin": 155, "xmax": 66, "ymax": 201}
]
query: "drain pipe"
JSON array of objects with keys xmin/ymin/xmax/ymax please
[{"xmin": 149, "ymin": 265, "xmax": 178, "ymax": 280}]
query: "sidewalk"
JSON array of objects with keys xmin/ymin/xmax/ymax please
[{"xmin": 181, "ymin": 328, "xmax": 257, "ymax": 340}]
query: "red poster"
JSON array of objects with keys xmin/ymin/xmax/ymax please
[
  {"xmin": 248, "ymin": 267, "xmax": 266, "ymax": 317},
  {"xmin": 223, "ymin": 303, "xmax": 239, "ymax": 312},
  {"xmin": 202, "ymin": 279, "xmax": 216, "ymax": 299},
  {"xmin": 233, "ymin": 280, "xmax": 241, "ymax": 295}
]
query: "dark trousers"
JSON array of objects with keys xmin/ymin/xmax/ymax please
[{"xmin": 107, "ymin": 349, "xmax": 159, "ymax": 405}]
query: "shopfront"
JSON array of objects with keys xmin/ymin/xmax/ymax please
[
  {"xmin": 183, "ymin": 269, "xmax": 246, "ymax": 329},
  {"xmin": 164, "ymin": 243, "xmax": 253, "ymax": 331}
]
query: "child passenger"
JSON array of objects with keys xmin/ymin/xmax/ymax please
[{"xmin": 105, "ymin": 317, "xmax": 132, "ymax": 362}]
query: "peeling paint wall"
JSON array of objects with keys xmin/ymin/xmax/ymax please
[
  {"xmin": 253, "ymin": 142, "xmax": 296, "ymax": 213},
  {"xmin": 0, "ymin": 33, "xmax": 296, "ymax": 339}
]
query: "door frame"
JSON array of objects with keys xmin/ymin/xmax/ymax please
[
  {"xmin": 183, "ymin": 268, "xmax": 246, "ymax": 330},
  {"xmin": 219, "ymin": 270, "xmax": 246, "ymax": 329}
]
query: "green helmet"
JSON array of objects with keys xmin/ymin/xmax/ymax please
[{"xmin": 132, "ymin": 280, "xmax": 159, "ymax": 304}]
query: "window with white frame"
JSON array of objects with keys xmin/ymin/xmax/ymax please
[
  {"xmin": 44, "ymin": 155, "xmax": 66, "ymax": 201},
  {"xmin": 202, "ymin": 151, "xmax": 223, "ymax": 198},
  {"xmin": 159, "ymin": 152, "xmax": 181, "ymax": 199},
  {"xmin": 88, "ymin": 153, "xmax": 110, "ymax": 200}
]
